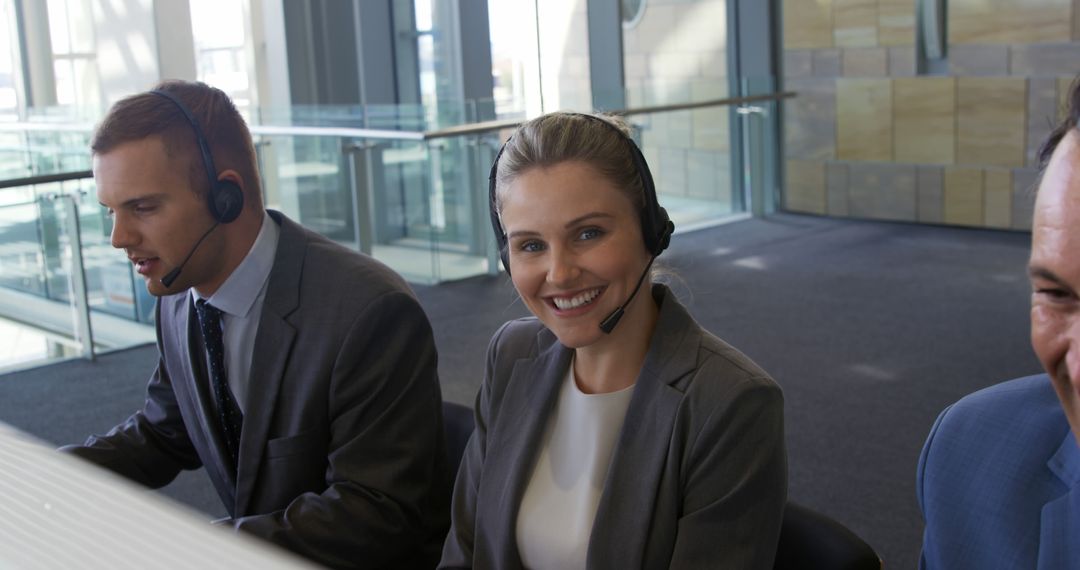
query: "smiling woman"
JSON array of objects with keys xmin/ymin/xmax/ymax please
[
  {"xmin": 500, "ymin": 161, "xmax": 654, "ymax": 361},
  {"xmin": 440, "ymin": 112, "xmax": 787, "ymax": 569}
]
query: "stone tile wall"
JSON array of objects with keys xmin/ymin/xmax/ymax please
[{"xmin": 783, "ymin": 0, "xmax": 1080, "ymax": 230}]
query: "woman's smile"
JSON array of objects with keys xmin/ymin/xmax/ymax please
[{"xmin": 546, "ymin": 286, "xmax": 607, "ymax": 314}]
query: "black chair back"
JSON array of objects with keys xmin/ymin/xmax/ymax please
[
  {"xmin": 773, "ymin": 502, "xmax": 881, "ymax": 570},
  {"xmin": 442, "ymin": 401, "xmax": 475, "ymax": 476}
]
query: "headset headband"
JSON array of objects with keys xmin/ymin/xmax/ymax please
[
  {"xmin": 150, "ymin": 89, "xmax": 219, "ymax": 191},
  {"xmin": 488, "ymin": 112, "xmax": 673, "ymax": 275}
]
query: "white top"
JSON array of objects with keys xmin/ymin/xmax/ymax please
[
  {"xmin": 190, "ymin": 211, "xmax": 279, "ymax": 412},
  {"xmin": 515, "ymin": 361, "xmax": 635, "ymax": 570}
]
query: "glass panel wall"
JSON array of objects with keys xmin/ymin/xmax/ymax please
[
  {"xmin": 252, "ymin": 124, "xmax": 493, "ymax": 285},
  {"xmin": 0, "ymin": 0, "xmax": 20, "ymax": 121},
  {"xmin": 0, "ymin": 176, "xmax": 154, "ymax": 371},
  {"xmin": 190, "ymin": 0, "xmax": 254, "ymax": 116},
  {"xmin": 622, "ymin": 0, "xmax": 737, "ymax": 229},
  {"xmin": 47, "ymin": 0, "xmax": 101, "ymax": 116},
  {"xmin": 0, "ymin": 177, "xmax": 149, "ymax": 324},
  {"xmin": 0, "ymin": 128, "xmax": 91, "ymax": 179},
  {"xmin": 487, "ymin": 0, "xmax": 592, "ymax": 117},
  {"xmin": 0, "ymin": 198, "xmax": 46, "ymax": 296}
]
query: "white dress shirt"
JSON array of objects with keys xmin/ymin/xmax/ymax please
[
  {"xmin": 515, "ymin": 360, "xmax": 635, "ymax": 570},
  {"xmin": 190, "ymin": 211, "xmax": 279, "ymax": 412}
]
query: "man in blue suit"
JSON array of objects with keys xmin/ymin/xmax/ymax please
[{"xmin": 917, "ymin": 83, "xmax": 1080, "ymax": 569}]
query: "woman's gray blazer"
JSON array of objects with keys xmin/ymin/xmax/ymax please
[{"xmin": 440, "ymin": 285, "xmax": 787, "ymax": 569}]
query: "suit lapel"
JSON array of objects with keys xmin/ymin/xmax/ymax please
[
  {"xmin": 234, "ymin": 211, "xmax": 301, "ymax": 516},
  {"xmin": 588, "ymin": 286, "xmax": 696, "ymax": 568},
  {"xmin": 1037, "ymin": 433, "xmax": 1080, "ymax": 569},
  {"xmin": 480, "ymin": 331, "xmax": 569, "ymax": 570},
  {"xmin": 168, "ymin": 294, "xmax": 238, "ymax": 510}
]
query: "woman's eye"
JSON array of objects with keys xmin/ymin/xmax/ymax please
[
  {"xmin": 579, "ymin": 227, "xmax": 604, "ymax": 240},
  {"xmin": 519, "ymin": 240, "xmax": 545, "ymax": 253}
]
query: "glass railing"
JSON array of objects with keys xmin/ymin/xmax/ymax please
[
  {"xmin": 0, "ymin": 171, "xmax": 155, "ymax": 372},
  {"xmin": 0, "ymin": 91, "xmax": 792, "ymax": 370}
]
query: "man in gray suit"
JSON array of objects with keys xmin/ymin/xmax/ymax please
[{"xmin": 65, "ymin": 80, "xmax": 450, "ymax": 569}]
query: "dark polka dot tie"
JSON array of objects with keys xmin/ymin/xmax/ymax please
[{"xmin": 195, "ymin": 299, "xmax": 243, "ymax": 472}]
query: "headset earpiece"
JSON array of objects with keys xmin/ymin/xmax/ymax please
[
  {"xmin": 211, "ymin": 179, "xmax": 243, "ymax": 223},
  {"xmin": 654, "ymin": 207, "xmax": 674, "ymax": 255}
]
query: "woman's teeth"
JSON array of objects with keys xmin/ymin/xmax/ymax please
[{"xmin": 553, "ymin": 288, "xmax": 601, "ymax": 310}]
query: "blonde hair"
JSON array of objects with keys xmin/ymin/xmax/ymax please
[{"xmin": 492, "ymin": 112, "xmax": 645, "ymax": 217}]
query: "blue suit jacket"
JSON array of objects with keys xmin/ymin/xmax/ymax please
[{"xmin": 917, "ymin": 374, "xmax": 1080, "ymax": 569}]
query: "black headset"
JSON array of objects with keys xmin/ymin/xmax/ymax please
[
  {"xmin": 488, "ymin": 112, "xmax": 674, "ymax": 276},
  {"xmin": 150, "ymin": 89, "xmax": 243, "ymax": 224}
]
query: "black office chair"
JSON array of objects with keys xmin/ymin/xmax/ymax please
[
  {"xmin": 442, "ymin": 401, "xmax": 475, "ymax": 476},
  {"xmin": 773, "ymin": 502, "xmax": 882, "ymax": 570}
]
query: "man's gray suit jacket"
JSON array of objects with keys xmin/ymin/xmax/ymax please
[
  {"xmin": 68, "ymin": 211, "xmax": 451, "ymax": 569},
  {"xmin": 440, "ymin": 285, "xmax": 786, "ymax": 569}
]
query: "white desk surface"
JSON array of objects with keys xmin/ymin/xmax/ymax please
[{"xmin": 0, "ymin": 422, "xmax": 317, "ymax": 568}]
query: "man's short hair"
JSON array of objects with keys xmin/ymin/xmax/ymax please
[
  {"xmin": 1038, "ymin": 76, "xmax": 1080, "ymax": 171},
  {"xmin": 92, "ymin": 80, "xmax": 262, "ymax": 205}
]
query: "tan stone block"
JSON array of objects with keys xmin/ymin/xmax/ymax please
[
  {"xmin": 1010, "ymin": 43, "xmax": 1080, "ymax": 77},
  {"xmin": 1013, "ymin": 168, "xmax": 1038, "ymax": 230},
  {"xmin": 826, "ymin": 162, "xmax": 850, "ymax": 215},
  {"xmin": 785, "ymin": 0, "xmax": 834, "ymax": 49},
  {"xmin": 687, "ymin": 150, "xmax": 728, "ymax": 201},
  {"xmin": 848, "ymin": 162, "xmax": 917, "ymax": 220},
  {"xmin": 625, "ymin": 81, "xmax": 646, "ymax": 108},
  {"xmin": 813, "ymin": 49, "xmax": 843, "ymax": 77},
  {"xmin": 625, "ymin": 54, "xmax": 648, "ymax": 81},
  {"xmin": 1075, "ymin": 0, "xmax": 1080, "ymax": 40},
  {"xmin": 835, "ymin": 0, "xmax": 879, "ymax": 47},
  {"xmin": 692, "ymin": 106, "xmax": 729, "ymax": 152},
  {"xmin": 917, "ymin": 166, "xmax": 944, "ymax": 223},
  {"xmin": 842, "ymin": 48, "xmax": 889, "ymax": 76},
  {"xmin": 957, "ymin": 78, "xmax": 1026, "ymax": 168},
  {"xmin": 632, "ymin": 3, "xmax": 677, "ymax": 55},
  {"xmin": 878, "ymin": 0, "xmax": 915, "ymax": 46},
  {"xmin": 1028, "ymin": 78, "xmax": 1059, "ymax": 167},
  {"xmin": 1059, "ymin": 76, "xmax": 1077, "ymax": 122},
  {"xmin": 691, "ymin": 82, "xmax": 730, "ymax": 152},
  {"xmin": 948, "ymin": 44, "xmax": 1010, "ymax": 76},
  {"xmin": 893, "ymin": 77, "xmax": 956, "ymax": 164},
  {"xmin": 944, "ymin": 167, "xmax": 984, "ymax": 225},
  {"xmin": 785, "ymin": 160, "xmax": 828, "ymax": 214},
  {"xmin": 837, "ymin": 78, "xmax": 893, "ymax": 161},
  {"xmin": 983, "ymin": 169, "xmax": 1013, "ymax": 228},
  {"xmin": 950, "ymin": 0, "xmax": 1070, "ymax": 44},
  {"xmin": 785, "ymin": 78, "xmax": 837, "ymax": 160},
  {"xmin": 785, "ymin": 50, "xmax": 813, "ymax": 78},
  {"xmin": 888, "ymin": 46, "xmax": 916, "ymax": 77},
  {"xmin": 659, "ymin": 147, "xmax": 689, "ymax": 196},
  {"xmin": 650, "ymin": 52, "xmax": 700, "ymax": 80}
]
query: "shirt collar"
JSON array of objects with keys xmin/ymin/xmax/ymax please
[
  {"xmin": 190, "ymin": 211, "xmax": 280, "ymax": 317},
  {"xmin": 1048, "ymin": 429, "xmax": 1080, "ymax": 489}
]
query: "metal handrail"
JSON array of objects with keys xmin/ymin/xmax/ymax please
[
  {"xmin": 0, "ymin": 169, "xmax": 92, "ymax": 190},
  {"xmin": 0, "ymin": 91, "xmax": 795, "ymax": 144},
  {"xmin": 423, "ymin": 91, "xmax": 797, "ymax": 139},
  {"xmin": 251, "ymin": 125, "xmax": 426, "ymax": 141}
]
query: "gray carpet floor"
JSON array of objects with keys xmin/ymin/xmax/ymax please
[{"xmin": 0, "ymin": 213, "xmax": 1040, "ymax": 569}]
